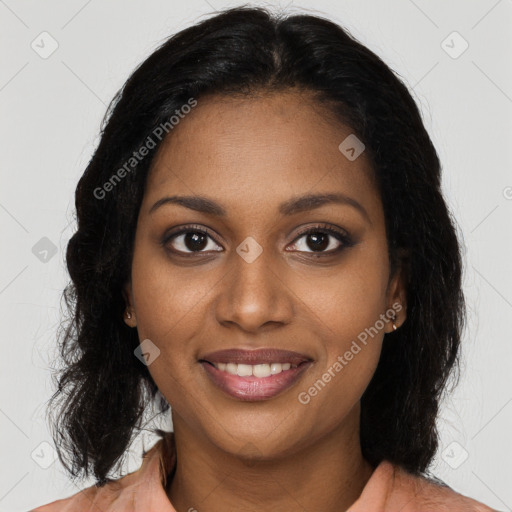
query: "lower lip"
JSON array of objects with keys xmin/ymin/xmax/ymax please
[{"xmin": 200, "ymin": 361, "xmax": 313, "ymax": 401}]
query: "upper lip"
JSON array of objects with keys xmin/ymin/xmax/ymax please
[{"xmin": 199, "ymin": 348, "xmax": 313, "ymax": 366}]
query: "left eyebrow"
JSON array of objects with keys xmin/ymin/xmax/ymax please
[
  {"xmin": 149, "ymin": 192, "xmax": 371, "ymax": 224},
  {"xmin": 279, "ymin": 193, "xmax": 371, "ymax": 224}
]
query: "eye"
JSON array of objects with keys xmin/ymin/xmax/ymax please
[
  {"xmin": 161, "ymin": 223, "xmax": 354, "ymax": 257},
  {"xmin": 162, "ymin": 225, "xmax": 223, "ymax": 254},
  {"xmin": 288, "ymin": 224, "xmax": 354, "ymax": 255}
]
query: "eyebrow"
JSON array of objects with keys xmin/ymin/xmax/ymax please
[{"xmin": 149, "ymin": 192, "xmax": 371, "ymax": 224}]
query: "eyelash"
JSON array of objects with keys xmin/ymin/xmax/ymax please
[{"xmin": 161, "ymin": 223, "xmax": 354, "ymax": 258}]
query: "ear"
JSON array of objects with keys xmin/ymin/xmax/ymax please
[
  {"xmin": 122, "ymin": 281, "xmax": 137, "ymax": 327},
  {"xmin": 384, "ymin": 249, "xmax": 408, "ymax": 333}
]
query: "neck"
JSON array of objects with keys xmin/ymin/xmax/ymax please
[{"xmin": 167, "ymin": 404, "xmax": 375, "ymax": 512}]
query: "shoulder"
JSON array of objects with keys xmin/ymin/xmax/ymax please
[
  {"xmin": 349, "ymin": 460, "xmax": 499, "ymax": 512},
  {"xmin": 28, "ymin": 478, "xmax": 128, "ymax": 512},
  {"xmin": 29, "ymin": 434, "xmax": 176, "ymax": 512}
]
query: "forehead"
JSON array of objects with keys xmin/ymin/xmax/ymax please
[{"xmin": 142, "ymin": 90, "xmax": 379, "ymax": 219}]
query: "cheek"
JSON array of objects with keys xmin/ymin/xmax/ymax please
[
  {"xmin": 293, "ymin": 246, "xmax": 389, "ymax": 408},
  {"xmin": 129, "ymin": 254, "xmax": 206, "ymax": 413},
  {"xmin": 130, "ymin": 240, "xmax": 218, "ymax": 344},
  {"xmin": 296, "ymin": 290, "xmax": 384, "ymax": 424},
  {"xmin": 297, "ymin": 242, "xmax": 389, "ymax": 343},
  {"xmin": 129, "ymin": 243, "xmax": 222, "ymax": 404}
]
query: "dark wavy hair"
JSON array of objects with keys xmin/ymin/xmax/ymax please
[{"xmin": 47, "ymin": 4, "xmax": 465, "ymax": 486}]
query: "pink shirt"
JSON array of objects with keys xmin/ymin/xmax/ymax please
[{"xmin": 30, "ymin": 432, "xmax": 497, "ymax": 511}]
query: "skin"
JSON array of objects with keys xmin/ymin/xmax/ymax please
[{"xmin": 123, "ymin": 89, "xmax": 407, "ymax": 512}]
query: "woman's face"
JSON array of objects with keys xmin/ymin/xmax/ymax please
[{"xmin": 124, "ymin": 90, "xmax": 406, "ymax": 458}]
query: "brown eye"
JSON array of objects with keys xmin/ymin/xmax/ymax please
[
  {"xmin": 288, "ymin": 225, "xmax": 354, "ymax": 255},
  {"xmin": 162, "ymin": 226, "xmax": 223, "ymax": 254}
]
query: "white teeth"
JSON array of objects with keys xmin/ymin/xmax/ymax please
[
  {"xmin": 237, "ymin": 364, "xmax": 253, "ymax": 377},
  {"xmin": 213, "ymin": 362, "xmax": 298, "ymax": 377}
]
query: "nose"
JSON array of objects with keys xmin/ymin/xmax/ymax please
[{"xmin": 215, "ymin": 242, "xmax": 294, "ymax": 333}]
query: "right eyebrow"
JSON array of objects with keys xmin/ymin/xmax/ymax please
[{"xmin": 149, "ymin": 195, "xmax": 225, "ymax": 217}]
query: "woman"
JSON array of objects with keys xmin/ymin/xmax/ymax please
[{"xmin": 31, "ymin": 5, "xmax": 498, "ymax": 511}]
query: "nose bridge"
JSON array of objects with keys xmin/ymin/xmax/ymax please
[
  {"xmin": 234, "ymin": 239, "xmax": 273, "ymax": 296},
  {"xmin": 216, "ymin": 237, "xmax": 293, "ymax": 330}
]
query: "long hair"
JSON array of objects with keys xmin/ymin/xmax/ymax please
[{"xmin": 47, "ymin": 4, "xmax": 465, "ymax": 485}]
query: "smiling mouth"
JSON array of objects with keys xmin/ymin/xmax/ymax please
[
  {"xmin": 198, "ymin": 347, "xmax": 314, "ymax": 401},
  {"xmin": 199, "ymin": 359, "xmax": 313, "ymax": 401}
]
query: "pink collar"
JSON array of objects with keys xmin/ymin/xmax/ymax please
[{"xmin": 31, "ymin": 432, "xmax": 495, "ymax": 511}]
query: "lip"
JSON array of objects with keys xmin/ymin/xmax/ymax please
[
  {"xmin": 200, "ymin": 360, "xmax": 313, "ymax": 401},
  {"xmin": 200, "ymin": 348, "xmax": 312, "ymax": 366},
  {"xmin": 198, "ymin": 348, "xmax": 314, "ymax": 402}
]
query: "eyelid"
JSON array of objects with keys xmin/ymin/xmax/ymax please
[{"xmin": 292, "ymin": 223, "xmax": 350, "ymax": 242}]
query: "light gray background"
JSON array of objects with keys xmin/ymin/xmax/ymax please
[{"xmin": 1, "ymin": 0, "xmax": 511, "ymax": 510}]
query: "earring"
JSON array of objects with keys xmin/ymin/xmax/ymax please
[
  {"xmin": 126, "ymin": 311, "xmax": 132, "ymax": 319},
  {"xmin": 391, "ymin": 312, "xmax": 398, "ymax": 331}
]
